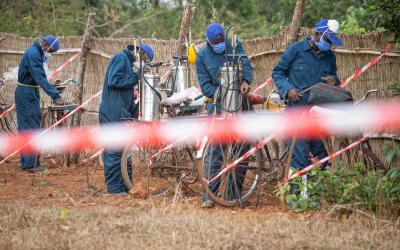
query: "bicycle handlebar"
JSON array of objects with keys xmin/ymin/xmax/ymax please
[{"xmin": 354, "ymin": 89, "xmax": 378, "ymax": 105}]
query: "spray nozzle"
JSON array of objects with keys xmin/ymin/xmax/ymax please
[
  {"xmin": 132, "ymin": 35, "xmax": 142, "ymax": 58},
  {"xmin": 231, "ymin": 28, "xmax": 237, "ymax": 50}
]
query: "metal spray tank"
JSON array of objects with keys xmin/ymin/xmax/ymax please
[
  {"xmin": 170, "ymin": 58, "xmax": 189, "ymax": 94},
  {"xmin": 133, "ymin": 36, "xmax": 161, "ymax": 121},
  {"xmin": 140, "ymin": 71, "xmax": 161, "ymax": 121},
  {"xmin": 220, "ymin": 63, "xmax": 243, "ymax": 113},
  {"xmin": 219, "ymin": 27, "xmax": 243, "ymax": 113}
]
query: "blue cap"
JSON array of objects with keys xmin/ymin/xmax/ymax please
[
  {"xmin": 206, "ymin": 23, "xmax": 225, "ymax": 43},
  {"xmin": 40, "ymin": 35, "xmax": 60, "ymax": 52},
  {"xmin": 315, "ymin": 19, "xmax": 343, "ymax": 46},
  {"xmin": 140, "ymin": 44, "xmax": 154, "ymax": 61}
]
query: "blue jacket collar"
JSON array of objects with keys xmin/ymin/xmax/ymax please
[
  {"xmin": 303, "ymin": 36, "xmax": 313, "ymax": 51},
  {"xmin": 123, "ymin": 48, "xmax": 136, "ymax": 64},
  {"xmin": 33, "ymin": 42, "xmax": 44, "ymax": 55}
]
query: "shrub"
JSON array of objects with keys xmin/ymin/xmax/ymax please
[{"xmin": 277, "ymin": 164, "xmax": 400, "ymax": 218}]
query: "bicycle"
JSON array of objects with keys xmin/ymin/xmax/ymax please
[
  {"xmin": 0, "ymin": 77, "xmax": 18, "ymax": 135},
  {"xmin": 119, "ymin": 53, "xmax": 207, "ymax": 197},
  {"xmin": 40, "ymin": 78, "xmax": 78, "ymax": 166},
  {"xmin": 120, "ymin": 95, "xmax": 206, "ymax": 197},
  {"xmin": 274, "ymin": 88, "xmax": 386, "ymax": 182}
]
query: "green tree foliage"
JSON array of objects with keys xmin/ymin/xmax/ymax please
[
  {"xmin": 363, "ymin": 0, "xmax": 400, "ymax": 38},
  {"xmin": 0, "ymin": 0, "xmax": 398, "ymax": 39},
  {"xmin": 340, "ymin": 7, "xmax": 366, "ymax": 35}
]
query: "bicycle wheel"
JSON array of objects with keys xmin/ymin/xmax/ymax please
[
  {"xmin": 0, "ymin": 108, "xmax": 17, "ymax": 134},
  {"xmin": 365, "ymin": 136, "xmax": 399, "ymax": 172},
  {"xmin": 40, "ymin": 110, "xmax": 57, "ymax": 165},
  {"xmin": 41, "ymin": 109, "xmax": 72, "ymax": 167},
  {"xmin": 121, "ymin": 144, "xmax": 179, "ymax": 197},
  {"xmin": 198, "ymin": 138, "xmax": 263, "ymax": 207},
  {"xmin": 259, "ymin": 138, "xmax": 283, "ymax": 183},
  {"xmin": 332, "ymin": 137, "xmax": 384, "ymax": 171},
  {"xmin": 176, "ymin": 145, "xmax": 202, "ymax": 195}
]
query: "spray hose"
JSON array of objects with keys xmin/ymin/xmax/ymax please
[
  {"xmin": 167, "ymin": 54, "xmax": 186, "ymax": 97},
  {"xmin": 141, "ymin": 68, "xmax": 162, "ymax": 101}
]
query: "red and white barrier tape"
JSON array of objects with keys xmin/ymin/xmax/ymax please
[
  {"xmin": 206, "ymin": 134, "xmax": 276, "ymax": 185},
  {"xmin": 148, "ymin": 138, "xmax": 184, "ymax": 166},
  {"xmin": 0, "ymin": 102, "xmax": 400, "ymax": 155},
  {"xmin": 0, "ymin": 104, "xmax": 15, "ymax": 119},
  {"xmin": 339, "ymin": 44, "xmax": 392, "ymax": 88},
  {"xmin": 0, "ymin": 52, "xmax": 81, "ymax": 119},
  {"xmin": 81, "ymin": 148, "xmax": 103, "ymax": 164},
  {"xmin": 47, "ymin": 52, "xmax": 81, "ymax": 80},
  {"xmin": 0, "ymin": 90, "xmax": 102, "ymax": 165},
  {"xmin": 287, "ymin": 134, "xmax": 370, "ymax": 181}
]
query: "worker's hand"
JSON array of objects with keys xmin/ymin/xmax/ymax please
[
  {"xmin": 287, "ymin": 89, "xmax": 302, "ymax": 102},
  {"xmin": 321, "ymin": 75, "xmax": 337, "ymax": 85},
  {"xmin": 241, "ymin": 81, "xmax": 250, "ymax": 95},
  {"xmin": 132, "ymin": 61, "xmax": 141, "ymax": 73},
  {"xmin": 132, "ymin": 66, "xmax": 139, "ymax": 73},
  {"xmin": 54, "ymin": 97, "xmax": 65, "ymax": 106}
]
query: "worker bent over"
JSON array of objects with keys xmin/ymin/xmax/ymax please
[
  {"xmin": 99, "ymin": 44, "xmax": 154, "ymax": 195},
  {"xmin": 15, "ymin": 35, "xmax": 65, "ymax": 172}
]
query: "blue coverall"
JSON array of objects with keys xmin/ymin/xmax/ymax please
[
  {"xmin": 195, "ymin": 39, "xmax": 253, "ymax": 201},
  {"xmin": 99, "ymin": 48, "xmax": 138, "ymax": 194},
  {"xmin": 16, "ymin": 42, "xmax": 61, "ymax": 170},
  {"xmin": 272, "ymin": 36, "xmax": 340, "ymax": 169}
]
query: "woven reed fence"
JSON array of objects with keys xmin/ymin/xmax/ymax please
[{"xmin": 0, "ymin": 29, "xmax": 399, "ymax": 166}]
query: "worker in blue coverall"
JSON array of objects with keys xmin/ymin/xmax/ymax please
[
  {"xmin": 16, "ymin": 35, "xmax": 65, "ymax": 172},
  {"xmin": 99, "ymin": 44, "xmax": 154, "ymax": 195},
  {"xmin": 196, "ymin": 23, "xmax": 252, "ymax": 207},
  {"xmin": 272, "ymin": 19, "xmax": 343, "ymax": 174}
]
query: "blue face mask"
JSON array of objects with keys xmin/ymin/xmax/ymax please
[
  {"xmin": 211, "ymin": 42, "xmax": 225, "ymax": 54},
  {"xmin": 313, "ymin": 33, "xmax": 332, "ymax": 52},
  {"xmin": 316, "ymin": 38, "xmax": 332, "ymax": 51}
]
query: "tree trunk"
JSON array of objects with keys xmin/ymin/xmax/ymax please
[
  {"xmin": 287, "ymin": 0, "xmax": 306, "ymax": 45},
  {"xmin": 152, "ymin": 0, "xmax": 160, "ymax": 8},
  {"xmin": 176, "ymin": 4, "xmax": 195, "ymax": 56},
  {"xmin": 69, "ymin": 13, "xmax": 96, "ymax": 165}
]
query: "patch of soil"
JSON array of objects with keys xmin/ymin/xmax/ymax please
[{"xmin": 0, "ymin": 157, "xmax": 284, "ymax": 215}]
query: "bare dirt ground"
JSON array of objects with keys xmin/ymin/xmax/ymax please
[{"xmin": 0, "ymin": 160, "xmax": 399, "ymax": 249}]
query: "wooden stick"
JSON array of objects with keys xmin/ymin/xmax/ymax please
[
  {"xmin": 287, "ymin": 0, "xmax": 306, "ymax": 45},
  {"xmin": 70, "ymin": 13, "xmax": 96, "ymax": 165},
  {"xmin": 176, "ymin": 4, "xmax": 194, "ymax": 56}
]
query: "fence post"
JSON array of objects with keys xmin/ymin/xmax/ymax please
[
  {"xmin": 287, "ymin": 0, "xmax": 306, "ymax": 45},
  {"xmin": 176, "ymin": 4, "xmax": 195, "ymax": 56},
  {"xmin": 70, "ymin": 13, "xmax": 96, "ymax": 165}
]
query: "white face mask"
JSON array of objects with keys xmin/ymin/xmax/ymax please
[
  {"xmin": 40, "ymin": 43, "xmax": 53, "ymax": 62},
  {"xmin": 43, "ymin": 53, "xmax": 52, "ymax": 62},
  {"xmin": 133, "ymin": 61, "xmax": 146, "ymax": 73},
  {"xmin": 133, "ymin": 61, "xmax": 140, "ymax": 70}
]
